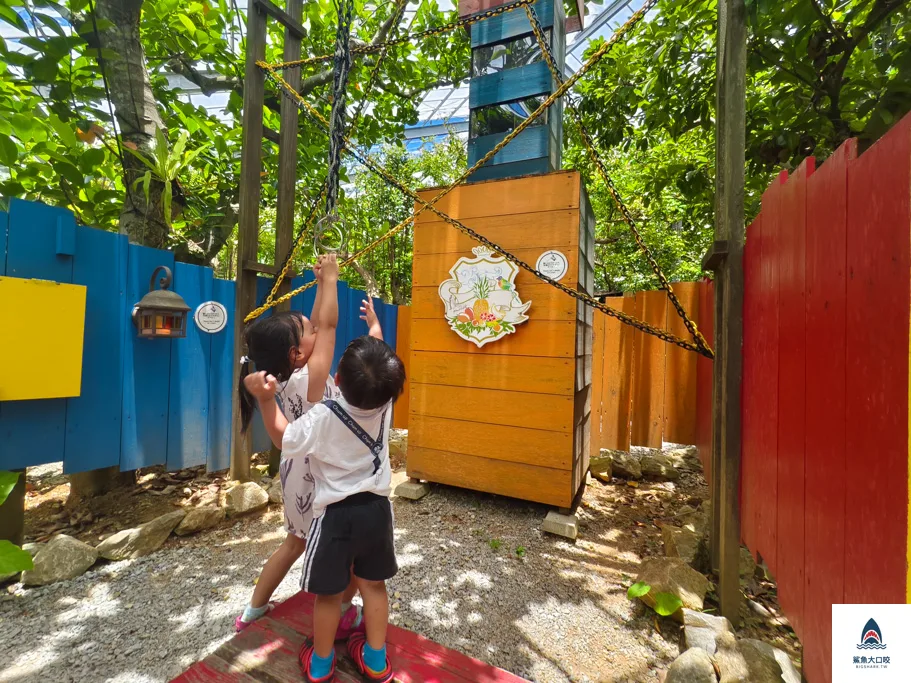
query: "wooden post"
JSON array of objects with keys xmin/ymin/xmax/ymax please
[
  {"xmin": 267, "ymin": 0, "xmax": 304, "ymax": 476},
  {"xmin": 710, "ymin": 0, "xmax": 746, "ymax": 627},
  {"xmin": 230, "ymin": 2, "xmax": 268, "ymax": 482}
]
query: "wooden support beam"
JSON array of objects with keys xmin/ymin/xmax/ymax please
[
  {"xmin": 701, "ymin": 240, "xmax": 729, "ymax": 272},
  {"xmin": 242, "ymin": 260, "xmax": 281, "ymax": 276},
  {"xmin": 263, "ymin": 126, "xmax": 280, "ymax": 144},
  {"xmin": 711, "ymin": 0, "xmax": 747, "ymax": 627},
  {"xmin": 230, "ymin": 2, "xmax": 268, "ymax": 482},
  {"xmin": 252, "ymin": 0, "xmax": 307, "ymax": 40},
  {"xmin": 268, "ymin": 0, "xmax": 304, "ymax": 476}
]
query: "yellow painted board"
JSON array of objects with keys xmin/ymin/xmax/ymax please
[
  {"xmin": 411, "ymin": 284, "xmax": 577, "ymax": 321},
  {"xmin": 410, "ymin": 318, "xmax": 576, "ymax": 358},
  {"xmin": 409, "ymin": 383, "xmax": 574, "ymax": 432},
  {"xmin": 411, "ymin": 350, "xmax": 574, "ymax": 396},
  {"xmin": 414, "ymin": 171, "xmax": 580, "ymax": 222},
  {"xmin": 407, "ymin": 445, "xmax": 573, "ymax": 507},
  {"xmin": 0, "ymin": 276, "xmax": 87, "ymax": 401},
  {"xmin": 409, "ymin": 415, "xmax": 573, "ymax": 469},
  {"xmin": 413, "ymin": 210, "xmax": 580, "ymax": 255}
]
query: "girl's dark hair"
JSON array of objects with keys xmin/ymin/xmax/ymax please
[
  {"xmin": 238, "ymin": 311, "xmax": 306, "ymax": 433},
  {"xmin": 337, "ymin": 335, "xmax": 406, "ymax": 410}
]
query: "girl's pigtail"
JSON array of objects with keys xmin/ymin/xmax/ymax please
[{"xmin": 238, "ymin": 355, "xmax": 256, "ymax": 434}]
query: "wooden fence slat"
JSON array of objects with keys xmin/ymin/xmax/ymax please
[
  {"xmin": 753, "ymin": 171, "xmax": 787, "ymax": 574},
  {"xmin": 663, "ymin": 282, "xmax": 699, "ymax": 445},
  {"xmin": 740, "ymin": 219, "xmax": 761, "ymax": 554},
  {"xmin": 208, "ymin": 277, "xmax": 236, "ymax": 472},
  {"xmin": 166, "ymin": 263, "xmax": 214, "ymax": 471},
  {"xmin": 394, "ymin": 306, "xmax": 412, "ymax": 429},
  {"xmin": 121, "ymin": 244, "xmax": 175, "ymax": 471},
  {"xmin": 844, "ymin": 114, "xmax": 911, "ymax": 605},
  {"xmin": 0, "ymin": 200, "xmax": 75, "ymax": 469},
  {"xmin": 803, "ymin": 139, "xmax": 855, "ymax": 683},
  {"xmin": 63, "ymin": 226, "xmax": 127, "ymax": 474},
  {"xmin": 631, "ymin": 290, "xmax": 667, "ymax": 448},
  {"xmin": 600, "ymin": 296, "xmax": 634, "ymax": 451},
  {"xmin": 590, "ymin": 312, "xmax": 605, "ymax": 459},
  {"xmin": 776, "ymin": 158, "xmax": 814, "ymax": 636}
]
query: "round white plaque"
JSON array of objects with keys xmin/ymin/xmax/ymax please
[
  {"xmin": 194, "ymin": 301, "xmax": 228, "ymax": 334},
  {"xmin": 536, "ymin": 250, "xmax": 569, "ymax": 282}
]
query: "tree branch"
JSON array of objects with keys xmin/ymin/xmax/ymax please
[
  {"xmin": 370, "ymin": 0, "xmax": 409, "ymax": 47},
  {"xmin": 166, "ymin": 58, "xmax": 240, "ymax": 96},
  {"xmin": 809, "ymin": 0, "xmax": 841, "ymax": 37}
]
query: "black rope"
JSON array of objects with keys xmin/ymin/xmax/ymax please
[{"xmin": 324, "ymin": 0, "xmax": 354, "ymax": 220}]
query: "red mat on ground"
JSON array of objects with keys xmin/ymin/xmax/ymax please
[{"xmin": 172, "ymin": 591, "xmax": 528, "ymax": 682}]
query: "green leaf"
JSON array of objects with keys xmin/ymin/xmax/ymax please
[
  {"xmin": 652, "ymin": 592, "xmax": 683, "ymax": 617},
  {"xmin": 627, "ymin": 581, "xmax": 651, "ymax": 600},
  {"xmin": 0, "ymin": 471, "xmax": 20, "ymax": 506},
  {"xmin": 35, "ymin": 12, "xmax": 66, "ymax": 37},
  {"xmin": 0, "ymin": 134, "xmax": 18, "ymax": 166},
  {"xmin": 0, "ymin": 6, "xmax": 28, "ymax": 31},
  {"xmin": 79, "ymin": 147, "xmax": 106, "ymax": 172},
  {"xmin": 163, "ymin": 179, "xmax": 173, "ymax": 225},
  {"xmin": 0, "ymin": 540, "xmax": 34, "ymax": 575},
  {"xmin": 125, "ymin": 146, "xmax": 159, "ymax": 174},
  {"xmin": 56, "ymin": 161, "xmax": 84, "ymax": 185},
  {"xmin": 177, "ymin": 13, "xmax": 196, "ymax": 33}
]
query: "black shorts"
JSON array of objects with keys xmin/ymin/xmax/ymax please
[{"xmin": 301, "ymin": 492, "xmax": 397, "ymax": 595}]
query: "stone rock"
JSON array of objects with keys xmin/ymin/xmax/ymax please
[
  {"xmin": 641, "ymin": 454, "xmax": 681, "ymax": 481},
  {"xmin": 609, "ymin": 450, "xmax": 642, "ymax": 480},
  {"xmin": 682, "ymin": 608, "xmax": 733, "ymax": 656},
  {"xmin": 662, "ymin": 525, "xmax": 707, "ymax": 570},
  {"xmin": 665, "ymin": 648, "xmax": 717, "ymax": 683},
  {"xmin": 635, "ymin": 557, "xmax": 711, "ymax": 618},
  {"xmin": 225, "ymin": 482, "xmax": 270, "ymax": 516},
  {"xmin": 740, "ymin": 547, "xmax": 757, "ymax": 579},
  {"xmin": 174, "ymin": 505, "xmax": 225, "ymax": 536},
  {"xmin": 590, "ymin": 450, "xmax": 614, "ymax": 483},
  {"xmin": 22, "ymin": 535, "xmax": 98, "ymax": 586},
  {"xmin": 268, "ymin": 479, "xmax": 283, "ymax": 504},
  {"xmin": 394, "ymin": 480, "xmax": 430, "ymax": 501},
  {"xmin": 715, "ymin": 633, "xmax": 799, "ymax": 683},
  {"xmin": 542, "ymin": 511, "xmax": 578, "ymax": 540},
  {"xmin": 97, "ymin": 510, "xmax": 186, "ymax": 560},
  {"xmin": 0, "ymin": 542, "xmax": 40, "ymax": 584},
  {"xmin": 389, "ymin": 429, "xmax": 408, "ymax": 465}
]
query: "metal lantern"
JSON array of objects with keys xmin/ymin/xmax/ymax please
[{"xmin": 132, "ymin": 266, "xmax": 191, "ymax": 338}]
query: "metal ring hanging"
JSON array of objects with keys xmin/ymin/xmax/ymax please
[{"xmin": 314, "ymin": 213, "xmax": 345, "ymax": 254}]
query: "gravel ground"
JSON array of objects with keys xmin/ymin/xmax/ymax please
[{"xmin": 1, "ymin": 468, "xmax": 685, "ymax": 683}]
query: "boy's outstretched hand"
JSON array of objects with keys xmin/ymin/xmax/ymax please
[
  {"xmin": 360, "ymin": 297, "xmax": 384, "ymax": 340},
  {"xmin": 244, "ymin": 371, "xmax": 279, "ymax": 402}
]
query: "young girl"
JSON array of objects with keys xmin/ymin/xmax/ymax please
[{"xmin": 235, "ymin": 257, "xmax": 384, "ymax": 634}]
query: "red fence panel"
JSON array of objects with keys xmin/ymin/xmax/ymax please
[{"xmin": 803, "ymin": 139, "xmax": 855, "ymax": 683}]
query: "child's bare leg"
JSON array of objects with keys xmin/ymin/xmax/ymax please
[
  {"xmin": 251, "ymin": 533, "xmax": 306, "ymax": 608},
  {"xmin": 356, "ymin": 578, "xmax": 389, "ymax": 650},
  {"xmin": 313, "ymin": 593, "xmax": 344, "ymax": 658}
]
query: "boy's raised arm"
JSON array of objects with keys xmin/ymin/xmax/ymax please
[
  {"xmin": 306, "ymin": 254, "xmax": 339, "ymax": 403},
  {"xmin": 360, "ymin": 297, "xmax": 383, "ymax": 341}
]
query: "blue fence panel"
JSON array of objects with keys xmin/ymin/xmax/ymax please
[
  {"xmin": 289, "ymin": 271, "xmax": 316, "ymax": 314},
  {"xmin": 0, "ymin": 200, "xmax": 75, "ymax": 470},
  {"xmin": 121, "ymin": 244, "xmax": 175, "ymax": 471},
  {"xmin": 166, "ymin": 262, "xmax": 213, "ymax": 471},
  {"xmin": 63, "ymin": 226, "xmax": 128, "ymax": 474},
  {"xmin": 208, "ymin": 277, "xmax": 235, "ymax": 472},
  {"xmin": 331, "ymin": 281, "xmax": 351, "ymax": 374}
]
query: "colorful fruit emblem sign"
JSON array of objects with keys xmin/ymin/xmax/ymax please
[{"xmin": 438, "ymin": 246, "xmax": 531, "ymax": 348}]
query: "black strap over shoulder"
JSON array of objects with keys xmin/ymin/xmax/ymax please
[{"xmin": 324, "ymin": 400, "xmax": 387, "ymax": 474}]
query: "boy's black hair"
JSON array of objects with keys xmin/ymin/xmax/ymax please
[
  {"xmin": 238, "ymin": 310, "xmax": 305, "ymax": 433},
  {"xmin": 337, "ymin": 335, "xmax": 406, "ymax": 410}
]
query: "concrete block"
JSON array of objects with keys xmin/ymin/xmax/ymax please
[
  {"xmin": 542, "ymin": 511, "xmax": 578, "ymax": 540},
  {"xmin": 394, "ymin": 480, "xmax": 430, "ymax": 500}
]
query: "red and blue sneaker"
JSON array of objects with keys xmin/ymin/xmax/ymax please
[
  {"xmin": 346, "ymin": 632, "xmax": 394, "ymax": 683},
  {"xmin": 299, "ymin": 640, "xmax": 336, "ymax": 683},
  {"xmin": 336, "ymin": 603, "xmax": 366, "ymax": 640}
]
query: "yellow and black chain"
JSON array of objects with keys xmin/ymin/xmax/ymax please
[
  {"xmin": 248, "ymin": 0, "xmax": 710, "ymax": 356},
  {"xmin": 260, "ymin": 1, "xmax": 406, "ymax": 310},
  {"xmin": 264, "ymin": 0, "xmax": 534, "ymax": 71},
  {"xmin": 524, "ymin": 1, "xmax": 711, "ymax": 357}
]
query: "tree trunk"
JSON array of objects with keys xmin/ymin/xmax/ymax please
[
  {"xmin": 95, "ymin": 0, "xmax": 172, "ymax": 248},
  {"xmin": 69, "ymin": 0, "xmax": 170, "ymax": 505}
]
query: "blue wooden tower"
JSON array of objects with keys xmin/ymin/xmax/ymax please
[{"xmin": 466, "ymin": 0, "xmax": 566, "ymax": 182}]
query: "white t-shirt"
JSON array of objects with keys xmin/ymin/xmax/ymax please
[
  {"xmin": 282, "ymin": 397, "xmax": 393, "ymax": 517},
  {"xmin": 277, "ymin": 367, "xmax": 339, "ymax": 421}
]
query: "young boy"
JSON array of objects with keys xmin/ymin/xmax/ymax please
[{"xmin": 244, "ymin": 254, "xmax": 405, "ymax": 683}]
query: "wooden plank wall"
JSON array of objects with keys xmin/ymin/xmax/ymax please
[
  {"xmin": 407, "ymin": 171, "xmax": 584, "ymax": 508},
  {"xmin": 739, "ymin": 113, "xmax": 911, "ymax": 683},
  {"xmin": 0, "ymin": 199, "xmax": 399, "ymax": 475},
  {"xmin": 591, "ymin": 284, "xmax": 707, "ymax": 456}
]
